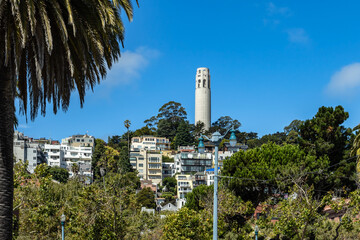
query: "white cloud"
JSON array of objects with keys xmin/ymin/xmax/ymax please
[
  {"xmin": 267, "ymin": 2, "xmax": 291, "ymax": 16},
  {"xmin": 326, "ymin": 63, "xmax": 360, "ymax": 96},
  {"xmin": 104, "ymin": 47, "xmax": 160, "ymax": 86},
  {"xmin": 18, "ymin": 124, "xmax": 29, "ymax": 129},
  {"xmin": 286, "ymin": 28, "xmax": 309, "ymax": 44}
]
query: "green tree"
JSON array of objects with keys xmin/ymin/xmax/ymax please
[
  {"xmin": 209, "ymin": 116, "xmax": 241, "ymax": 135},
  {"xmin": 0, "ymin": 0, "xmax": 136, "ymax": 237},
  {"xmin": 47, "ymin": 166, "xmax": 69, "ymax": 183},
  {"xmin": 174, "ymin": 121, "xmax": 194, "ymax": 148},
  {"xmin": 137, "ymin": 187, "xmax": 156, "ymax": 209},
  {"xmin": 185, "ymin": 184, "xmax": 213, "ymax": 211},
  {"xmin": 161, "ymin": 207, "xmax": 212, "ymax": 240},
  {"xmin": 299, "ymin": 106, "xmax": 352, "ymax": 165},
  {"xmin": 133, "ymin": 126, "xmax": 157, "ymax": 137},
  {"xmin": 284, "ymin": 119, "xmax": 304, "ymax": 134},
  {"xmin": 163, "ymin": 177, "xmax": 177, "ymax": 194},
  {"xmin": 222, "ymin": 143, "xmax": 329, "ymax": 206},
  {"xmin": 351, "ymin": 124, "xmax": 360, "ymax": 185},
  {"xmin": 299, "ymin": 106, "xmax": 356, "ymax": 192},
  {"xmin": 145, "ymin": 101, "xmax": 188, "ymax": 141},
  {"xmin": 92, "ymin": 139, "xmax": 107, "ymax": 180}
]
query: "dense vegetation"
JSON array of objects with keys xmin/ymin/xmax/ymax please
[{"xmin": 12, "ymin": 104, "xmax": 360, "ymax": 239}]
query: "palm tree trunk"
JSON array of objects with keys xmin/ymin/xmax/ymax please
[{"xmin": 0, "ymin": 67, "xmax": 15, "ymax": 240}]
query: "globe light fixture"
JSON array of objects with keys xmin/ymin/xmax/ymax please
[
  {"xmin": 229, "ymin": 128, "xmax": 237, "ymax": 147},
  {"xmin": 198, "ymin": 137, "xmax": 205, "ymax": 153}
]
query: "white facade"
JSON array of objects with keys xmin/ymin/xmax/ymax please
[
  {"xmin": 44, "ymin": 144, "xmax": 65, "ymax": 168},
  {"xmin": 131, "ymin": 136, "xmax": 170, "ymax": 151},
  {"xmin": 195, "ymin": 67, "xmax": 211, "ymax": 130}
]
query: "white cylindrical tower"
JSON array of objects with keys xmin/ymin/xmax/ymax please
[{"xmin": 195, "ymin": 67, "xmax": 211, "ymax": 130}]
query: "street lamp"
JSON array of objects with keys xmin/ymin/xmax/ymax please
[
  {"xmin": 100, "ymin": 167, "xmax": 106, "ymax": 190},
  {"xmin": 255, "ymin": 225, "xmax": 259, "ymax": 240},
  {"xmin": 198, "ymin": 137, "xmax": 205, "ymax": 153},
  {"xmin": 202, "ymin": 127, "xmax": 236, "ymax": 240},
  {"xmin": 229, "ymin": 128, "xmax": 237, "ymax": 147},
  {"xmin": 60, "ymin": 214, "xmax": 66, "ymax": 240}
]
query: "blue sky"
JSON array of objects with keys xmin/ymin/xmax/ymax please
[{"xmin": 17, "ymin": 0, "xmax": 360, "ymax": 141}]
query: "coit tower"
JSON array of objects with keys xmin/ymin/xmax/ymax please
[{"xmin": 195, "ymin": 67, "xmax": 211, "ymax": 130}]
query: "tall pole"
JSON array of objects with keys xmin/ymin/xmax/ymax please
[
  {"xmin": 61, "ymin": 223, "xmax": 65, "ymax": 240},
  {"xmin": 213, "ymin": 144, "xmax": 219, "ymax": 240},
  {"xmin": 60, "ymin": 214, "xmax": 65, "ymax": 240}
]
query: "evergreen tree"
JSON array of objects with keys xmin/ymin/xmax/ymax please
[{"xmin": 174, "ymin": 121, "xmax": 194, "ymax": 148}]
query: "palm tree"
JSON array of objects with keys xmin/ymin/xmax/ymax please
[
  {"xmin": 0, "ymin": 0, "xmax": 137, "ymax": 238},
  {"xmin": 124, "ymin": 119, "xmax": 131, "ymax": 160},
  {"xmin": 351, "ymin": 124, "xmax": 360, "ymax": 186}
]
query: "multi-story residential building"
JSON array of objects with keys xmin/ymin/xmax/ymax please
[
  {"xmin": 193, "ymin": 172, "xmax": 206, "ymax": 187},
  {"xmin": 44, "ymin": 144, "xmax": 65, "ymax": 168},
  {"xmin": 131, "ymin": 136, "xmax": 170, "ymax": 151},
  {"xmin": 205, "ymin": 167, "xmax": 220, "ymax": 186},
  {"xmin": 13, "ymin": 131, "xmax": 47, "ymax": 173},
  {"xmin": 162, "ymin": 162, "xmax": 175, "ymax": 179},
  {"xmin": 61, "ymin": 134, "xmax": 94, "ymax": 179},
  {"xmin": 174, "ymin": 152, "xmax": 213, "ymax": 175},
  {"xmin": 176, "ymin": 174, "xmax": 193, "ymax": 200},
  {"xmin": 61, "ymin": 134, "xmax": 95, "ymax": 148},
  {"xmin": 130, "ymin": 149, "xmax": 163, "ymax": 185},
  {"xmin": 61, "ymin": 145, "xmax": 93, "ymax": 178}
]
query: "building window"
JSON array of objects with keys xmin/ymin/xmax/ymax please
[
  {"xmin": 139, "ymin": 164, "xmax": 143, "ymax": 167},
  {"xmin": 76, "ymin": 139, "xmax": 80, "ymax": 142},
  {"xmin": 203, "ymin": 80, "xmax": 206, "ymax": 87},
  {"xmin": 198, "ymin": 84, "xmax": 200, "ymax": 88},
  {"xmin": 198, "ymin": 70, "xmax": 201, "ymax": 73}
]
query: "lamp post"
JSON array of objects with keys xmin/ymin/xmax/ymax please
[
  {"xmin": 255, "ymin": 225, "xmax": 259, "ymax": 240},
  {"xmin": 100, "ymin": 167, "xmax": 106, "ymax": 190},
  {"xmin": 198, "ymin": 137, "xmax": 205, "ymax": 153},
  {"xmin": 60, "ymin": 214, "xmax": 65, "ymax": 240},
  {"xmin": 202, "ymin": 127, "xmax": 236, "ymax": 240}
]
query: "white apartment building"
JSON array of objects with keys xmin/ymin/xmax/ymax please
[
  {"xmin": 205, "ymin": 167, "xmax": 220, "ymax": 186},
  {"xmin": 176, "ymin": 174, "xmax": 193, "ymax": 200},
  {"xmin": 131, "ymin": 136, "xmax": 170, "ymax": 151},
  {"xmin": 44, "ymin": 144, "xmax": 65, "ymax": 168},
  {"xmin": 130, "ymin": 149, "xmax": 163, "ymax": 185}
]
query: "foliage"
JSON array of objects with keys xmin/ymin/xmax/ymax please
[
  {"xmin": 185, "ymin": 184, "xmax": 213, "ymax": 211},
  {"xmin": 247, "ymin": 131, "xmax": 287, "ymax": 148},
  {"xmin": 174, "ymin": 121, "xmax": 194, "ymax": 148},
  {"xmin": 92, "ymin": 139, "xmax": 107, "ymax": 180},
  {"xmin": 222, "ymin": 143, "xmax": 329, "ymax": 205},
  {"xmin": 144, "ymin": 101, "xmax": 188, "ymax": 141},
  {"xmin": 299, "ymin": 106, "xmax": 352, "ymax": 165},
  {"xmin": 47, "ymin": 166, "xmax": 69, "ymax": 183},
  {"xmin": 284, "ymin": 119, "xmax": 304, "ymax": 134},
  {"xmin": 13, "ymin": 161, "xmax": 144, "ymax": 239},
  {"xmin": 137, "ymin": 187, "xmax": 156, "ymax": 209},
  {"xmin": 161, "ymin": 207, "xmax": 212, "ymax": 240},
  {"xmin": 162, "ymin": 155, "xmax": 174, "ymax": 163},
  {"xmin": 299, "ymin": 105, "xmax": 356, "ymax": 192},
  {"xmin": 133, "ymin": 126, "xmax": 157, "ymax": 137},
  {"xmin": 162, "ymin": 177, "xmax": 177, "ymax": 194},
  {"xmin": 209, "ymin": 116, "xmax": 241, "ymax": 135}
]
